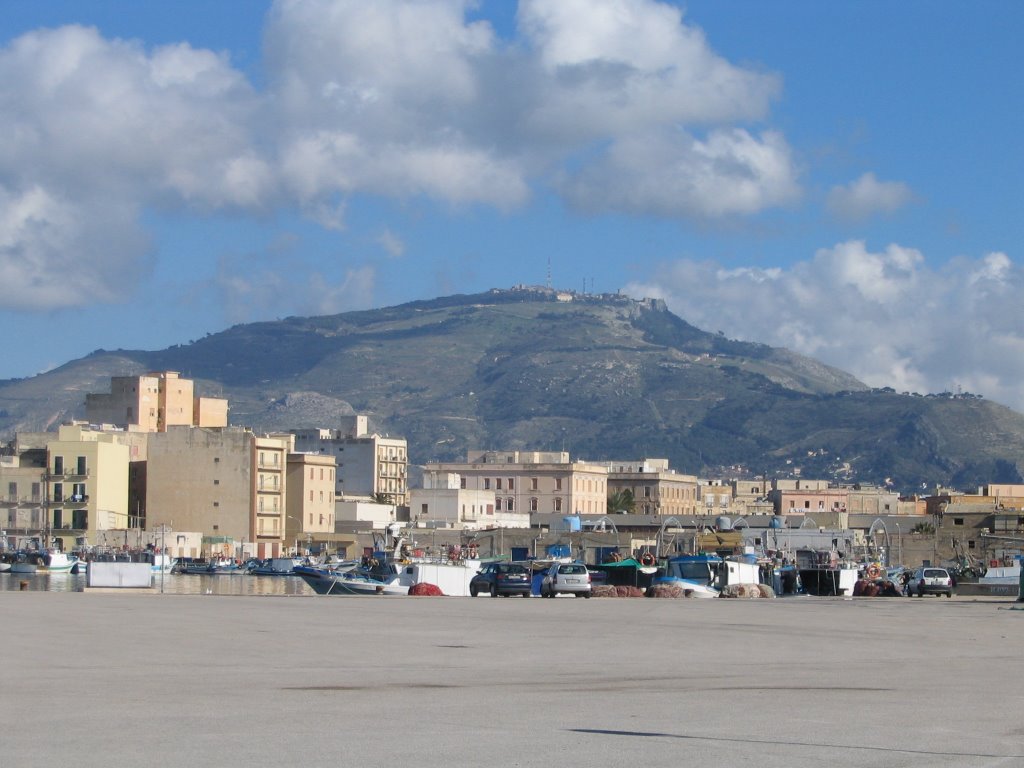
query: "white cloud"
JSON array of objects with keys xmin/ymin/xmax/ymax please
[
  {"xmin": 0, "ymin": 185, "xmax": 149, "ymax": 310},
  {"xmin": 518, "ymin": 0, "xmax": 780, "ymax": 133},
  {"xmin": 0, "ymin": 1, "xmax": 797, "ymax": 313},
  {"xmin": 216, "ymin": 254, "xmax": 377, "ymax": 323},
  {"xmin": 377, "ymin": 230, "xmax": 406, "ymax": 258},
  {"xmin": 559, "ymin": 128, "xmax": 800, "ymax": 218},
  {"xmin": 827, "ymin": 172, "xmax": 913, "ymax": 221},
  {"xmin": 625, "ymin": 243, "xmax": 1024, "ymax": 411},
  {"xmin": 0, "ymin": 25, "xmax": 267, "ymax": 310},
  {"xmin": 266, "ymin": 0, "xmax": 791, "ymax": 215}
]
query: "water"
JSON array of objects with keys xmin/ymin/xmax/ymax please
[{"xmin": 0, "ymin": 571, "xmax": 314, "ymax": 595}]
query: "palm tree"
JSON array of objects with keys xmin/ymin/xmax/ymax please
[{"xmin": 607, "ymin": 489, "xmax": 635, "ymax": 515}]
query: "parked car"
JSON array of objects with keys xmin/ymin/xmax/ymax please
[
  {"xmin": 541, "ymin": 562, "xmax": 592, "ymax": 598},
  {"xmin": 909, "ymin": 566, "xmax": 954, "ymax": 597},
  {"xmin": 470, "ymin": 562, "xmax": 531, "ymax": 597}
]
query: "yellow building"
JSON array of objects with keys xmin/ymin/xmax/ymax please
[
  {"xmin": 86, "ymin": 371, "xmax": 227, "ymax": 431},
  {"xmin": 286, "ymin": 452, "xmax": 337, "ymax": 553},
  {"xmin": 45, "ymin": 424, "xmax": 130, "ymax": 550},
  {"xmin": 426, "ymin": 450, "xmax": 608, "ymax": 523},
  {"xmin": 602, "ymin": 459, "xmax": 699, "ymax": 517}
]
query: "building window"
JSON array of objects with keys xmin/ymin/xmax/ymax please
[
  {"xmin": 507, "ymin": 498, "xmax": 515, "ymax": 512},
  {"xmin": 644, "ymin": 486, "xmax": 651, "ymax": 498},
  {"xmin": 484, "ymin": 478, "xmax": 491, "ymax": 490},
  {"xmin": 54, "ymin": 456, "xmax": 64, "ymax": 475},
  {"xmin": 554, "ymin": 497, "xmax": 562, "ymax": 512},
  {"xmin": 954, "ymin": 518, "xmax": 964, "ymax": 526},
  {"xmin": 214, "ymin": 479, "xmax": 219, "ymax": 485},
  {"xmin": 508, "ymin": 478, "xmax": 514, "ymax": 490},
  {"xmin": 531, "ymin": 478, "xmax": 538, "ymax": 491},
  {"xmin": 968, "ymin": 540, "xmax": 976, "ymax": 549},
  {"xmin": 496, "ymin": 478, "xmax": 503, "ymax": 490},
  {"xmin": 804, "ymin": 501, "xmax": 810, "ymax": 509},
  {"xmin": 530, "ymin": 497, "xmax": 538, "ymax": 512},
  {"xmin": 495, "ymin": 498, "xmax": 502, "ymax": 511},
  {"xmin": 460, "ymin": 477, "xmax": 466, "ymax": 490}
]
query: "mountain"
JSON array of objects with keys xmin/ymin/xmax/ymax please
[{"xmin": 3, "ymin": 286, "xmax": 1023, "ymax": 492}]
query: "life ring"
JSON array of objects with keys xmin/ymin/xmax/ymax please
[
  {"xmin": 865, "ymin": 564, "xmax": 882, "ymax": 580},
  {"xmin": 640, "ymin": 552, "xmax": 656, "ymax": 567}
]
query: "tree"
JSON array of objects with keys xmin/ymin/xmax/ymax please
[
  {"xmin": 910, "ymin": 522, "xmax": 935, "ymax": 535},
  {"xmin": 372, "ymin": 492, "xmax": 393, "ymax": 505},
  {"xmin": 607, "ymin": 488, "xmax": 636, "ymax": 515}
]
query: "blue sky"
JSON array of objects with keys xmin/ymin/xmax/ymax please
[{"xmin": 2, "ymin": 1, "xmax": 1022, "ymax": 409}]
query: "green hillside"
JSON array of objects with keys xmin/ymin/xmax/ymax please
[{"xmin": 2, "ymin": 287, "xmax": 1021, "ymax": 492}]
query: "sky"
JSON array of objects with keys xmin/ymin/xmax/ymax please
[{"xmin": 1, "ymin": 1, "xmax": 1022, "ymax": 410}]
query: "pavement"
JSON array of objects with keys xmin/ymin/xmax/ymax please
[{"xmin": 2, "ymin": 592, "xmax": 1023, "ymax": 767}]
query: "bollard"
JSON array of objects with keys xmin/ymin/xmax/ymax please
[{"xmin": 20, "ymin": 580, "xmax": 29, "ymax": 591}]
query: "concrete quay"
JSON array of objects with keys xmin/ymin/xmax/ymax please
[{"xmin": 2, "ymin": 593, "xmax": 1022, "ymax": 768}]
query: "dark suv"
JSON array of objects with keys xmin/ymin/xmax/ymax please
[{"xmin": 470, "ymin": 563, "xmax": 531, "ymax": 597}]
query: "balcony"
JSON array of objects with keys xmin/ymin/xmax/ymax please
[
  {"xmin": 45, "ymin": 494, "xmax": 89, "ymax": 507},
  {"xmin": 44, "ymin": 469, "xmax": 90, "ymax": 480}
]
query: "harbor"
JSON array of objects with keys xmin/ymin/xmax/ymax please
[{"xmin": 2, "ymin": 590, "xmax": 1022, "ymax": 767}]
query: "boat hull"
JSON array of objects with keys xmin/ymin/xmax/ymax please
[
  {"xmin": 296, "ymin": 567, "xmax": 409, "ymax": 596},
  {"xmin": 798, "ymin": 567, "xmax": 859, "ymax": 596}
]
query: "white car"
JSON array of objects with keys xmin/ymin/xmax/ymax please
[
  {"xmin": 909, "ymin": 567, "xmax": 954, "ymax": 598},
  {"xmin": 541, "ymin": 562, "xmax": 592, "ymax": 598}
]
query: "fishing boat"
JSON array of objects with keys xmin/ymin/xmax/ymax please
[
  {"xmin": 653, "ymin": 553, "xmax": 762, "ymax": 598},
  {"xmin": 794, "ymin": 549, "xmax": 859, "ymax": 596},
  {"xmin": 10, "ymin": 550, "xmax": 77, "ymax": 574},
  {"xmin": 179, "ymin": 557, "xmax": 243, "ymax": 575},
  {"xmin": 247, "ymin": 557, "xmax": 303, "ymax": 576},
  {"xmin": 296, "ymin": 548, "xmax": 480, "ymax": 596}
]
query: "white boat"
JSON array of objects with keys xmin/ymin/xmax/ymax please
[
  {"xmin": 11, "ymin": 550, "xmax": 77, "ymax": 574},
  {"xmin": 296, "ymin": 557, "xmax": 481, "ymax": 596},
  {"xmin": 654, "ymin": 554, "xmax": 763, "ymax": 598},
  {"xmin": 150, "ymin": 554, "xmax": 177, "ymax": 574}
]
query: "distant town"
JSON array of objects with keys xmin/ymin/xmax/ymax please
[{"xmin": 1, "ymin": 370, "xmax": 1021, "ymax": 574}]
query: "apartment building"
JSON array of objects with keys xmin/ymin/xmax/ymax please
[
  {"xmin": 290, "ymin": 416, "xmax": 408, "ymax": 505},
  {"xmin": 144, "ymin": 426, "xmax": 289, "ymax": 558},
  {"xmin": 424, "ymin": 450, "xmax": 608, "ymax": 524},
  {"xmin": 40, "ymin": 424, "xmax": 130, "ymax": 549},
  {"xmin": 285, "ymin": 452, "xmax": 337, "ymax": 553},
  {"xmin": 409, "ymin": 470, "xmax": 507, "ymax": 529},
  {"xmin": 727, "ymin": 479, "xmax": 774, "ymax": 516},
  {"xmin": 767, "ymin": 478, "xmax": 845, "ymax": 515},
  {"xmin": 601, "ymin": 458, "xmax": 699, "ymax": 517},
  {"xmin": 698, "ymin": 479, "xmax": 734, "ymax": 517},
  {"xmin": 845, "ymin": 484, "xmax": 901, "ymax": 516},
  {"xmin": 0, "ymin": 450, "xmax": 46, "ymax": 546},
  {"xmin": 86, "ymin": 371, "xmax": 227, "ymax": 431}
]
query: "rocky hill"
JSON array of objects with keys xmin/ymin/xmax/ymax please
[{"xmin": 2, "ymin": 286, "xmax": 1023, "ymax": 492}]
